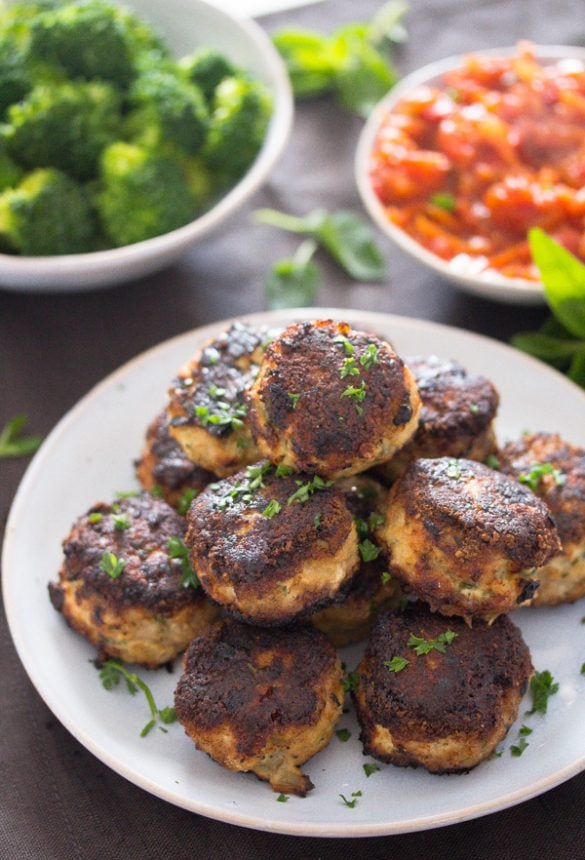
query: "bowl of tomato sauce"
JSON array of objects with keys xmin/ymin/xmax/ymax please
[{"xmin": 356, "ymin": 42, "xmax": 585, "ymax": 305}]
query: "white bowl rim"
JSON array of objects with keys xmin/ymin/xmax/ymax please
[
  {"xmin": 0, "ymin": 0, "xmax": 294, "ymax": 288},
  {"xmin": 355, "ymin": 44, "xmax": 585, "ymax": 305}
]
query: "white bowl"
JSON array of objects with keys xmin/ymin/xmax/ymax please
[
  {"xmin": 0, "ymin": 0, "xmax": 293, "ymax": 292},
  {"xmin": 355, "ymin": 45, "xmax": 585, "ymax": 306}
]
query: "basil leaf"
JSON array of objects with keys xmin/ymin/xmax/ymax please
[
  {"xmin": 529, "ymin": 227, "xmax": 585, "ymax": 339},
  {"xmin": 255, "ymin": 208, "xmax": 387, "ymax": 281},
  {"xmin": 569, "ymin": 352, "xmax": 585, "ymax": 387},
  {"xmin": 334, "ymin": 34, "xmax": 397, "ymax": 118},
  {"xmin": 369, "ymin": 0, "xmax": 410, "ymax": 46},
  {"xmin": 265, "ymin": 239, "xmax": 321, "ymax": 309},
  {"xmin": 272, "ymin": 30, "xmax": 338, "ymax": 99},
  {"xmin": 510, "ymin": 332, "xmax": 585, "ymax": 361}
]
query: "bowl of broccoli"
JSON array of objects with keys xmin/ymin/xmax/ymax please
[{"xmin": 0, "ymin": 0, "xmax": 294, "ymax": 291}]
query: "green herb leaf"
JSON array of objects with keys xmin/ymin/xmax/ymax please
[
  {"xmin": 88, "ymin": 512, "xmax": 103, "ymax": 524},
  {"xmin": 167, "ymin": 537, "xmax": 199, "ymax": 589},
  {"xmin": 99, "ymin": 551, "xmax": 126, "ymax": 579},
  {"xmin": 276, "ymin": 793, "xmax": 289, "ymax": 802},
  {"xmin": 384, "ymin": 655, "xmax": 409, "ymax": 672},
  {"xmin": 485, "ymin": 454, "xmax": 501, "ymax": 470},
  {"xmin": 359, "ymin": 538, "xmax": 380, "ymax": 562},
  {"xmin": 429, "ymin": 192, "xmax": 456, "ymax": 212},
  {"xmin": 336, "ymin": 728, "xmax": 352, "ymax": 742},
  {"xmin": 342, "ymin": 670, "xmax": 359, "ymax": 692},
  {"xmin": 518, "ymin": 462, "xmax": 566, "ymax": 492},
  {"xmin": 265, "ymin": 239, "xmax": 321, "ymax": 310},
  {"xmin": 529, "ymin": 228, "xmax": 585, "ymax": 339},
  {"xmin": 339, "ymin": 792, "xmax": 361, "ymax": 808},
  {"xmin": 263, "ymin": 499, "xmax": 282, "ymax": 518},
  {"xmin": 363, "ymin": 762, "xmax": 380, "ymax": 777},
  {"xmin": 381, "ymin": 571, "xmax": 391, "ymax": 585},
  {"xmin": 255, "ymin": 208, "xmax": 386, "ymax": 281},
  {"xmin": 359, "ymin": 343, "xmax": 380, "ymax": 369},
  {"xmin": 112, "ymin": 512, "xmax": 131, "ymax": 531},
  {"xmin": 407, "ymin": 630, "xmax": 457, "ymax": 655},
  {"xmin": 177, "ymin": 487, "xmax": 198, "ymax": 516},
  {"xmin": 519, "ymin": 725, "xmax": 533, "ymax": 736},
  {"xmin": 0, "ymin": 414, "xmax": 43, "ymax": 459},
  {"xmin": 340, "ymin": 356, "xmax": 360, "ymax": 378},
  {"xmin": 272, "ymin": 29, "xmax": 338, "ymax": 99},
  {"xmin": 342, "ymin": 380, "xmax": 367, "ymax": 413},
  {"xmin": 98, "ymin": 659, "xmax": 175, "ymax": 737},
  {"xmin": 287, "ymin": 475, "xmax": 333, "ymax": 505},
  {"xmin": 333, "ymin": 28, "xmax": 397, "ymax": 118},
  {"xmin": 526, "ymin": 669, "xmax": 559, "ymax": 715},
  {"xmin": 510, "ymin": 737, "xmax": 529, "ymax": 757},
  {"xmin": 288, "ymin": 392, "xmax": 302, "ymax": 408}
]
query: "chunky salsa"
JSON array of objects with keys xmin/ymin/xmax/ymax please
[{"xmin": 369, "ymin": 42, "xmax": 585, "ymax": 280}]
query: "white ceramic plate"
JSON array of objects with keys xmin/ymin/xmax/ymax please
[
  {"xmin": 355, "ymin": 46, "xmax": 585, "ymax": 306},
  {"xmin": 4, "ymin": 309, "xmax": 585, "ymax": 837},
  {"xmin": 0, "ymin": 0, "xmax": 293, "ymax": 292}
]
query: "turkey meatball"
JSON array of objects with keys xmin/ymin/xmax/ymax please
[
  {"xmin": 48, "ymin": 493, "xmax": 218, "ymax": 667},
  {"xmin": 167, "ymin": 322, "xmax": 272, "ymax": 477},
  {"xmin": 353, "ymin": 603, "xmax": 533, "ymax": 773},
  {"xmin": 377, "ymin": 355, "xmax": 499, "ymax": 483},
  {"xmin": 377, "ymin": 457, "xmax": 561, "ymax": 621},
  {"xmin": 185, "ymin": 463, "xmax": 359, "ymax": 625},
  {"xmin": 246, "ymin": 320, "xmax": 421, "ymax": 479},
  {"xmin": 499, "ymin": 432, "xmax": 585, "ymax": 605},
  {"xmin": 174, "ymin": 619, "xmax": 343, "ymax": 795}
]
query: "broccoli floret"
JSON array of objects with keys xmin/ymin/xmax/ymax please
[
  {"xmin": 5, "ymin": 80, "xmax": 122, "ymax": 179},
  {"xmin": 0, "ymin": 32, "xmax": 31, "ymax": 118},
  {"xmin": 27, "ymin": 0, "xmax": 143, "ymax": 86},
  {"xmin": 94, "ymin": 142, "xmax": 196, "ymax": 247},
  {"xmin": 179, "ymin": 48, "xmax": 236, "ymax": 104},
  {"xmin": 128, "ymin": 68, "xmax": 208, "ymax": 155},
  {"xmin": 204, "ymin": 76, "xmax": 272, "ymax": 186},
  {"xmin": 0, "ymin": 166, "xmax": 95, "ymax": 254},
  {"xmin": 0, "ymin": 138, "xmax": 24, "ymax": 191}
]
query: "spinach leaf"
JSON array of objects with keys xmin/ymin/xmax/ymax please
[{"xmin": 264, "ymin": 239, "xmax": 321, "ymax": 309}]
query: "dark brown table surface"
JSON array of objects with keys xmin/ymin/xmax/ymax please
[{"xmin": 2, "ymin": 0, "xmax": 585, "ymax": 857}]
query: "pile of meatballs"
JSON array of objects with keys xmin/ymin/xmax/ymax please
[{"xmin": 49, "ymin": 319, "xmax": 585, "ymax": 796}]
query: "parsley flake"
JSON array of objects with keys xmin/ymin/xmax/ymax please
[
  {"xmin": 287, "ymin": 475, "xmax": 333, "ymax": 505},
  {"xmin": 384, "ymin": 655, "xmax": 409, "ymax": 673},
  {"xmin": 177, "ymin": 487, "xmax": 198, "ymax": 516},
  {"xmin": 314, "ymin": 512, "xmax": 322, "ymax": 528},
  {"xmin": 510, "ymin": 737, "xmax": 529, "ymax": 757},
  {"xmin": 518, "ymin": 462, "xmax": 566, "ymax": 491},
  {"xmin": 333, "ymin": 334, "xmax": 355, "ymax": 355},
  {"xmin": 340, "ymin": 356, "xmax": 360, "ymax": 378},
  {"xmin": 275, "ymin": 464, "xmax": 294, "ymax": 478},
  {"xmin": 407, "ymin": 630, "xmax": 457, "ymax": 655},
  {"xmin": 88, "ymin": 512, "xmax": 103, "ymax": 524},
  {"xmin": 381, "ymin": 571, "xmax": 391, "ymax": 585},
  {"xmin": 99, "ymin": 551, "xmax": 126, "ymax": 579},
  {"xmin": 276, "ymin": 794, "xmax": 289, "ymax": 803},
  {"xmin": 360, "ymin": 343, "xmax": 380, "ymax": 370},
  {"xmin": 429, "ymin": 192, "xmax": 457, "ymax": 212},
  {"xmin": 112, "ymin": 512, "xmax": 131, "ymax": 531},
  {"xmin": 342, "ymin": 670, "xmax": 359, "ymax": 693},
  {"xmin": 341, "ymin": 380, "xmax": 367, "ymax": 414},
  {"xmin": 263, "ymin": 499, "xmax": 282, "ymax": 518},
  {"xmin": 445, "ymin": 460, "xmax": 462, "ymax": 480},
  {"xmin": 485, "ymin": 454, "xmax": 501, "ymax": 470},
  {"xmin": 288, "ymin": 392, "xmax": 301, "ymax": 408},
  {"xmin": 0, "ymin": 414, "xmax": 43, "ymax": 459},
  {"xmin": 526, "ymin": 669, "xmax": 559, "ymax": 715},
  {"xmin": 336, "ymin": 728, "xmax": 351, "ymax": 742},
  {"xmin": 363, "ymin": 763, "xmax": 380, "ymax": 777},
  {"xmin": 339, "ymin": 791, "xmax": 361, "ymax": 808},
  {"xmin": 167, "ymin": 537, "xmax": 199, "ymax": 589},
  {"xmin": 359, "ymin": 539, "xmax": 380, "ymax": 563}
]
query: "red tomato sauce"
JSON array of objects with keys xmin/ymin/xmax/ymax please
[{"xmin": 369, "ymin": 43, "xmax": 585, "ymax": 280}]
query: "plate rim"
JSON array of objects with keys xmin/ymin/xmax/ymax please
[{"xmin": 4, "ymin": 307, "xmax": 585, "ymax": 837}]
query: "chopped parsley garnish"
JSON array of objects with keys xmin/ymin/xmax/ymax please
[
  {"xmin": 526, "ymin": 669, "xmax": 559, "ymax": 715},
  {"xmin": 313, "ymin": 512, "xmax": 322, "ymax": 528},
  {"xmin": 88, "ymin": 512, "xmax": 103, "ymax": 524},
  {"xmin": 99, "ymin": 551, "xmax": 126, "ymax": 579},
  {"xmin": 276, "ymin": 794, "xmax": 288, "ymax": 802},
  {"xmin": 510, "ymin": 737, "xmax": 529, "ymax": 757},
  {"xmin": 339, "ymin": 791, "xmax": 362, "ymax": 808},
  {"xmin": 167, "ymin": 537, "xmax": 199, "ymax": 589},
  {"xmin": 368, "ymin": 512, "xmax": 385, "ymax": 531},
  {"xmin": 177, "ymin": 487, "xmax": 198, "ymax": 516},
  {"xmin": 333, "ymin": 334, "xmax": 355, "ymax": 355},
  {"xmin": 359, "ymin": 343, "xmax": 380, "ymax": 370},
  {"xmin": 112, "ymin": 512, "xmax": 131, "ymax": 531},
  {"xmin": 407, "ymin": 630, "xmax": 457, "ymax": 655},
  {"xmin": 469, "ymin": 403, "xmax": 479, "ymax": 414},
  {"xmin": 519, "ymin": 725, "xmax": 533, "ymax": 736},
  {"xmin": 287, "ymin": 475, "xmax": 333, "ymax": 505},
  {"xmin": 485, "ymin": 454, "xmax": 501, "ymax": 470},
  {"xmin": 341, "ymin": 380, "xmax": 367, "ymax": 414},
  {"xmin": 115, "ymin": 490, "xmax": 139, "ymax": 499},
  {"xmin": 384, "ymin": 655, "xmax": 409, "ymax": 673},
  {"xmin": 275, "ymin": 464, "xmax": 294, "ymax": 478},
  {"xmin": 518, "ymin": 462, "xmax": 566, "ymax": 491},
  {"xmin": 340, "ymin": 356, "xmax": 360, "ymax": 378},
  {"xmin": 207, "ymin": 384, "xmax": 226, "ymax": 399},
  {"xmin": 342, "ymin": 670, "xmax": 359, "ymax": 693},
  {"xmin": 0, "ymin": 414, "xmax": 43, "ymax": 459},
  {"xmin": 263, "ymin": 499, "xmax": 282, "ymax": 518},
  {"xmin": 359, "ymin": 539, "xmax": 380, "ymax": 563},
  {"xmin": 429, "ymin": 192, "xmax": 456, "ymax": 212},
  {"xmin": 216, "ymin": 462, "xmax": 273, "ymax": 509},
  {"xmin": 363, "ymin": 763, "xmax": 380, "ymax": 777},
  {"xmin": 150, "ymin": 484, "xmax": 164, "ymax": 498},
  {"xmin": 445, "ymin": 460, "xmax": 462, "ymax": 480},
  {"xmin": 381, "ymin": 571, "xmax": 391, "ymax": 585},
  {"xmin": 288, "ymin": 392, "xmax": 301, "ymax": 408},
  {"xmin": 581, "ymin": 663, "xmax": 585, "ymax": 675},
  {"xmin": 98, "ymin": 659, "xmax": 177, "ymax": 737},
  {"xmin": 336, "ymin": 728, "xmax": 351, "ymax": 742},
  {"xmin": 194, "ymin": 402, "xmax": 247, "ymax": 432}
]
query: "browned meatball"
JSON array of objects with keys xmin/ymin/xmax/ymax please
[
  {"xmin": 167, "ymin": 322, "xmax": 273, "ymax": 477},
  {"xmin": 311, "ymin": 474, "xmax": 401, "ymax": 645},
  {"xmin": 48, "ymin": 493, "xmax": 218, "ymax": 667},
  {"xmin": 353, "ymin": 603, "xmax": 533, "ymax": 773},
  {"xmin": 377, "ymin": 457, "xmax": 561, "ymax": 621},
  {"xmin": 376, "ymin": 355, "xmax": 499, "ymax": 483},
  {"xmin": 135, "ymin": 411, "xmax": 215, "ymax": 509},
  {"xmin": 499, "ymin": 432, "xmax": 585, "ymax": 605},
  {"xmin": 174, "ymin": 619, "xmax": 343, "ymax": 795},
  {"xmin": 185, "ymin": 462, "xmax": 359, "ymax": 625},
  {"xmin": 246, "ymin": 320, "xmax": 421, "ymax": 479}
]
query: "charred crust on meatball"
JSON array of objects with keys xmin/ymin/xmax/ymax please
[
  {"xmin": 499, "ymin": 432, "xmax": 585, "ymax": 548},
  {"xmin": 354, "ymin": 604, "xmax": 532, "ymax": 772},
  {"xmin": 174, "ymin": 619, "xmax": 343, "ymax": 795},
  {"xmin": 135, "ymin": 411, "xmax": 215, "ymax": 504},
  {"xmin": 246, "ymin": 320, "xmax": 421, "ymax": 477},
  {"xmin": 392, "ymin": 458, "xmax": 560, "ymax": 570},
  {"xmin": 55, "ymin": 493, "xmax": 203, "ymax": 615}
]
